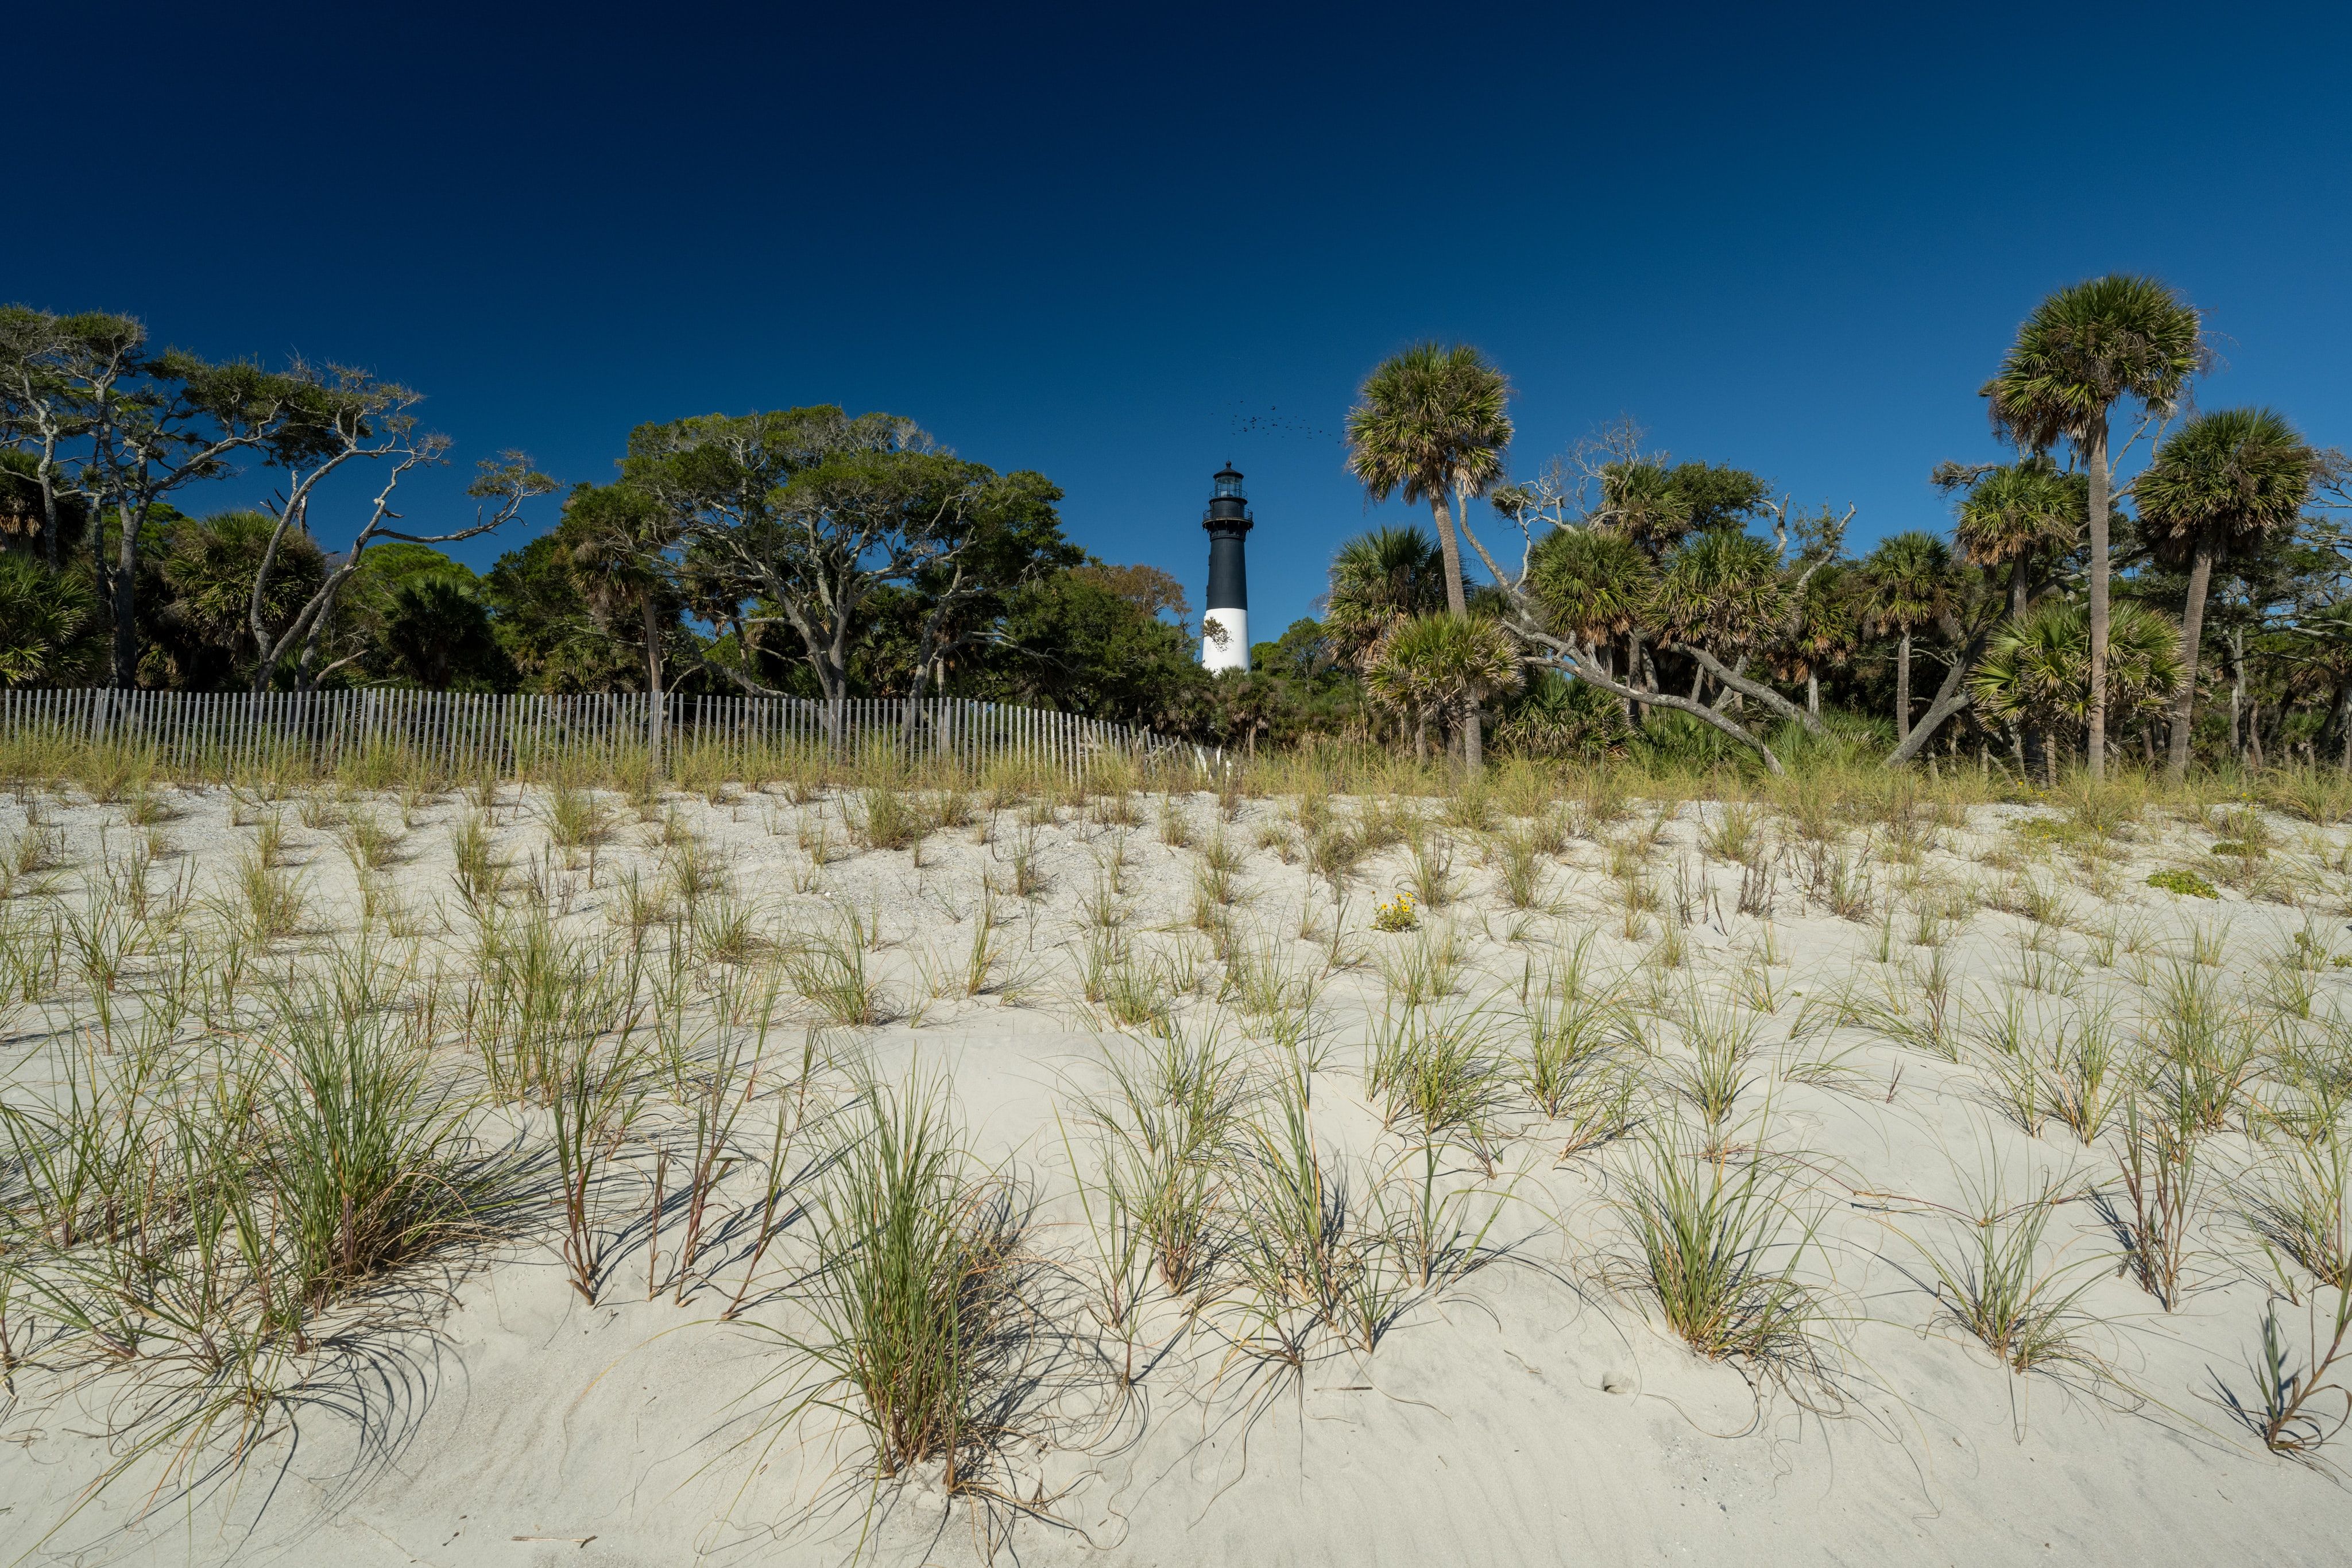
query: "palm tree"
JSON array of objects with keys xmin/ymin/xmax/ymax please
[
  {"xmin": 1778, "ymin": 562, "xmax": 1860, "ymax": 719},
  {"xmin": 1364, "ymin": 611, "xmax": 1522, "ymax": 769},
  {"xmin": 2134, "ymin": 407, "xmax": 2318, "ymax": 781},
  {"xmin": 1859, "ymin": 532, "xmax": 1953, "ymax": 743},
  {"xmin": 1324, "ymin": 524, "xmax": 1446, "ymax": 668},
  {"xmin": 1597, "ymin": 460, "xmax": 1695, "ymax": 555},
  {"xmin": 1525, "ymin": 525, "xmax": 1653, "ymax": 682},
  {"xmin": 564, "ymin": 482, "xmax": 680, "ymax": 755},
  {"xmin": 1952, "ymin": 460, "xmax": 2084, "ymax": 618},
  {"xmin": 1970, "ymin": 598, "xmax": 2183, "ymax": 783},
  {"xmin": 1984, "ymin": 274, "xmax": 2203, "ymax": 780},
  {"xmin": 158, "ymin": 510, "xmax": 327, "ymax": 680},
  {"xmin": 1345, "ymin": 343, "xmax": 1514, "ymax": 617},
  {"xmin": 0, "ymin": 553, "xmax": 102, "ymax": 686},
  {"xmin": 380, "ymin": 575, "xmax": 504, "ymax": 690},
  {"xmin": 1646, "ymin": 529, "xmax": 1787, "ymax": 710}
]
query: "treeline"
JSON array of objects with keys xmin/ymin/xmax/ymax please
[
  {"xmin": 0, "ymin": 313, "xmax": 1206, "ymax": 730},
  {"xmin": 1317, "ymin": 292, "xmax": 2352, "ymax": 781},
  {"xmin": 5, "ymin": 279, "xmax": 2350, "ymax": 778}
]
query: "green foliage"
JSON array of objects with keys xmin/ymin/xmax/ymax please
[
  {"xmin": 1324, "ymin": 525, "xmax": 1446, "ymax": 667},
  {"xmin": 158, "ymin": 510, "xmax": 326, "ymax": 679},
  {"xmin": 2136, "ymin": 407, "xmax": 2317, "ymax": 566},
  {"xmin": 483, "ymin": 531, "xmax": 655, "ymax": 693},
  {"xmin": 1985, "ymin": 273, "xmax": 2203, "ymax": 450},
  {"xmin": 1952, "ymin": 459, "xmax": 2084, "ymax": 572},
  {"xmin": 1494, "ymin": 669, "xmax": 1632, "ymax": 759},
  {"xmin": 2146, "ymin": 868, "xmax": 2220, "ymax": 899},
  {"xmin": 985, "ymin": 565, "xmax": 1208, "ymax": 726},
  {"xmin": 0, "ymin": 553, "xmax": 104, "ymax": 685},
  {"xmin": 1526, "ymin": 526, "xmax": 1653, "ymax": 643},
  {"xmin": 783, "ymin": 1078, "xmax": 1025, "ymax": 1487},
  {"xmin": 1363, "ymin": 611, "xmax": 1522, "ymax": 754},
  {"xmin": 1859, "ymin": 531, "xmax": 1955, "ymax": 635},
  {"xmin": 378, "ymin": 575, "xmax": 510, "ymax": 690},
  {"xmin": 0, "ymin": 448, "xmax": 90, "ymax": 557},
  {"xmin": 1970, "ymin": 598, "xmax": 2184, "ymax": 741}
]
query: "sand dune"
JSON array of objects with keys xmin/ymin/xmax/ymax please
[{"xmin": 2, "ymin": 776, "xmax": 2347, "ymax": 1565}]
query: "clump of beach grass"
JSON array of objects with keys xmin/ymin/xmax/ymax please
[
  {"xmin": 768, "ymin": 1076, "xmax": 1030, "ymax": 1489},
  {"xmin": 1613, "ymin": 1130, "xmax": 1825, "ymax": 1372}
]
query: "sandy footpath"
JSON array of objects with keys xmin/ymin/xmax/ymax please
[{"xmin": 1, "ymin": 776, "xmax": 2348, "ymax": 1566}]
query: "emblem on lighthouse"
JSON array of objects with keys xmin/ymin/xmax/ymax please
[{"xmin": 1201, "ymin": 463, "xmax": 1252, "ymax": 673}]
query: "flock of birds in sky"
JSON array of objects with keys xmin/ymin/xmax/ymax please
[{"xmin": 1228, "ymin": 402, "xmax": 1340, "ymax": 444}]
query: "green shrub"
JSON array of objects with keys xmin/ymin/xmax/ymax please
[{"xmin": 2146, "ymin": 868, "xmax": 2218, "ymax": 899}]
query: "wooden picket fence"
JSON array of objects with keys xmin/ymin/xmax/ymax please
[{"xmin": 0, "ymin": 687, "xmax": 1204, "ymax": 781}]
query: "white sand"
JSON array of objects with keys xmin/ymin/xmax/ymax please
[{"xmin": 2, "ymin": 777, "xmax": 2348, "ymax": 1566}]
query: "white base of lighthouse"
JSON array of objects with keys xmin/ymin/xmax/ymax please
[{"xmin": 1201, "ymin": 607, "xmax": 1249, "ymax": 672}]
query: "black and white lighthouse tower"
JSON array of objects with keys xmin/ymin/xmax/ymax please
[{"xmin": 1200, "ymin": 463, "xmax": 1252, "ymax": 673}]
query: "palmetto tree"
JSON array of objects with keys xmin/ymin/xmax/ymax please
[
  {"xmin": 1525, "ymin": 525, "xmax": 1653, "ymax": 680},
  {"xmin": 566, "ymin": 481, "xmax": 682, "ymax": 758},
  {"xmin": 1984, "ymin": 274, "xmax": 2203, "ymax": 780},
  {"xmin": 1646, "ymin": 529, "xmax": 1788, "ymax": 696},
  {"xmin": 1859, "ymin": 531, "xmax": 1953, "ymax": 743},
  {"xmin": 1345, "ymin": 343, "xmax": 1514, "ymax": 617},
  {"xmin": 159, "ymin": 509, "xmax": 327, "ymax": 679},
  {"xmin": 2134, "ymin": 406, "xmax": 2318, "ymax": 781},
  {"xmin": 1953, "ymin": 460, "xmax": 2084, "ymax": 618},
  {"xmin": 0, "ymin": 554, "xmax": 102, "ymax": 686},
  {"xmin": 1364, "ymin": 611, "xmax": 1522, "ymax": 769},
  {"xmin": 1779, "ymin": 562, "xmax": 1861, "ymax": 719},
  {"xmin": 565, "ymin": 482, "xmax": 678, "ymax": 698},
  {"xmin": 1597, "ymin": 461, "xmax": 1695, "ymax": 555},
  {"xmin": 380, "ymin": 575, "xmax": 503, "ymax": 690},
  {"xmin": 1324, "ymin": 524, "xmax": 1446, "ymax": 669},
  {"xmin": 1970, "ymin": 597, "xmax": 2183, "ymax": 783}
]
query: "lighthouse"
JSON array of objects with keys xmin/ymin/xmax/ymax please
[{"xmin": 1200, "ymin": 463, "xmax": 1252, "ymax": 673}]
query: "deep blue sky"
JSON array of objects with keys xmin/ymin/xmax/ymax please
[{"xmin": 14, "ymin": 2, "xmax": 2350, "ymax": 642}]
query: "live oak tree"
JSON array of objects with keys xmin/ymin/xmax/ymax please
[
  {"xmin": 239, "ymin": 363, "xmax": 554, "ymax": 692},
  {"xmin": 0, "ymin": 309, "xmax": 305, "ymax": 687}
]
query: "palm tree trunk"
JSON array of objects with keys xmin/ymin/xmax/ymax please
[
  {"xmin": 1432, "ymin": 496, "xmax": 1466, "ymax": 616},
  {"xmin": 2084, "ymin": 416, "xmax": 2113, "ymax": 783},
  {"xmin": 1463, "ymin": 700, "xmax": 1483, "ymax": 772},
  {"xmin": 640, "ymin": 595, "xmax": 666, "ymax": 771},
  {"xmin": 2164, "ymin": 534, "xmax": 2215, "ymax": 783},
  {"xmin": 1806, "ymin": 672, "xmax": 1819, "ymax": 719},
  {"xmin": 2009, "ymin": 555, "xmax": 2029, "ymax": 620},
  {"xmin": 1895, "ymin": 629, "xmax": 1912, "ymax": 744},
  {"xmin": 1600, "ymin": 639, "xmax": 1634, "ymax": 723},
  {"xmin": 2230, "ymin": 630, "xmax": 2248, "ymax": 766}
]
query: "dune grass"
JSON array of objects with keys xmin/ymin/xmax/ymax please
[
  {"xmin": 1614, "ymin": 1129, "xmax": 1824, "ymax": 1372},
  {"xmin": 777, "ymin": 1076, "xmax": 1028, "ymax": 1489},
  {"xmin": 0, "ymin": 727, "xmax": 2347, "ymax": 1536}
]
